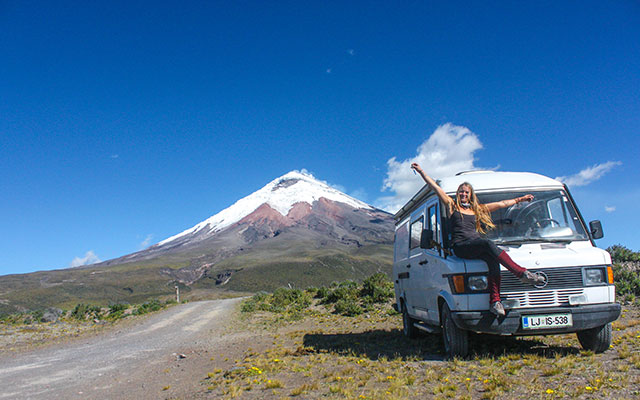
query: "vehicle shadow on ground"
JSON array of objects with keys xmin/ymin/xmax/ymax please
[{"xmin": 303, "ymin": 329, "xmax": 581, "ymax": 361}]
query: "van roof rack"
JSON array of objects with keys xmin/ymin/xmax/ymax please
[{"xmin": 455, "ymin": 170, "xmax": 496, "ymax": 176}]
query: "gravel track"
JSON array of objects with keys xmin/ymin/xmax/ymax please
[{"xmin": 0, "ymin": 298, "xmax": 243, "ymax": 399}]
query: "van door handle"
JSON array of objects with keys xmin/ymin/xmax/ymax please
[
  {"xmin": 418, "ymin": 260, "xmax": 428, "ymax": 265},
  {"xmin": 406, "ymin": 264, "xmax": 411, "ymax": 269}
]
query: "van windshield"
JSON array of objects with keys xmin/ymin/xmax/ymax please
[{"xmin": 475, "ymin": 190, "xmax": 589, "ymax": 244}]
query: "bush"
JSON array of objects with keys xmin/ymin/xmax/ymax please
[
  {"xmin": 334, "ymin": 298, "xmax": 363, "ymax": 316},
  {"xmin": 71, "ymin": 303, "xmax": 101, "ymax": 320},
  {"xmin": 324, "ymin": 281, "xmax": 359, "ymax": 304},
  {"xmin": 607, "ymin": 245, "xmax": 640, "ymax": 300},
  {"xmin": 613, "ymin": 264, "xmax": 640, "ymax": 300},
  {"xmin": 315, "ymin": 286, "xmax": 329, "ymax": 299},
  {"xmin": 240, "ymin": 289, "xmax": 311, "ymax": 318},
  {"xmin": 241, "ymin": 273, "xmax": 396, "ymax": 318},
  {"xmin": 607, "ymin": 245, "xmax": 640, "ymax": 263},
  {"xmin": 109, "ymin": 303, "xmax": 129, "ymax": 313},
  {"xmin": 360, "ymin": 272, "xmax": 394, "ymax": 303},
  {"xmin": 270, "ymin": 288, "xmax": 311, "ymax": 312},
  {"xmin": 134, "ymin": 299, "xmax": 162, "ymax": 315}
]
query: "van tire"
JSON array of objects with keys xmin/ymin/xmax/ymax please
[
  {"xmin": 441, "ymin": 303, "xmax": 469, "ymax": 358},
  {"xmin": 577, "ymin": 323, "xmax": 612, "ymax": 353},
  {"xmin": 402, "ymin": 301, "xmax": 418, "ymax": 339}
]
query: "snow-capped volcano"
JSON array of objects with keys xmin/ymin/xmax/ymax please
[
  {"xmin": 158, "ymin": 170, "xmax": 373, "ymax": 246},
  {"xmin": 97, "ymin": 170, "xmax": 393, "ymax": 290}
]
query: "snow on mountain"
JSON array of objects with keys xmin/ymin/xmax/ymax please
[{"xmin": 158, "ymin": 170, "xmax": 373, "ymax": 246}]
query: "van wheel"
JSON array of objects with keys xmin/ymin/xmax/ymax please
[
  {"xmin": 402, "ymin": 302, "xmax": 418, "ymax": 339},
  {"xmin": 441, "ymin": 303, "xmax": 469, "ymax": 358},
  {"xmin": 577, "ymin": 323, "xmax": 612, "ymax": 353}
]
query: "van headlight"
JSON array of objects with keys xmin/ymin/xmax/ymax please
[
  {"xmin": 468, "ymin": 275, "xmax": 488, "ymax": 291},
  {"xmin": 583, "ymin": 267, "xmax": 605, "ymax": 286},
  {"xmin": 449, "ymin": 274, "xmax": 488, "ymax": 293}
]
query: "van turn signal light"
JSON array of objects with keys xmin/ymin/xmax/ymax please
[
  {"xmin": 607, "ymin": 266, "xmax": 614, "ymax": 284},
  {"xmin": 452, "ymin": 275, "xmax": 465, "ymax": 293}
]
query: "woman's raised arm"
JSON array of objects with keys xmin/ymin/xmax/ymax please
[
  {"xmin": 411, "ymin": 163, "xmax": 454, "ymax": 213},
  {"xmin": 485, "ymin": 194, "xmax": 534, "ymax": 212}
]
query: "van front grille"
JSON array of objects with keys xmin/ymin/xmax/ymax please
[
  {"xmin": 500, "ymin": 266, "xmax": 584, "ymax": 292},
  {"xmin": 501, "ymin": 288, "xmax": 584, "ymax": 307}
]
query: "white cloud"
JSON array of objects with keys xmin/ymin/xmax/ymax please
[
  {"xmin": 139, "ymin": 234, "xmax": 153, "ymax": 250},
  {"xmin": 70, "ymin": 250, "xmax": 101, "ymax": 268},
  {"xmin": 555, "ymin": 161, "xmax": 621, "ymax": 187},
  {"xmin": 326, "ymin": 68, "xmax": 332, "ymax": 74},
  {"xmin": 110, "ymin": 154, "xmax": 119, "ymax": 159},
  {"xmin": 347, "ymin": 49, "xmax": 355, "ymax": 56},
  {"xmin": 375, "ymin": 123, "xmax": 483, "ymax": 212},
  {"xmin": 605, "ymin": 206, "xmax": 616, "ymax": 213}
]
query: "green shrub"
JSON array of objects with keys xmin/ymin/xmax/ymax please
[
  {"xmin": 334, "ymin": 298, "xmax": 363, "ymax": 316},
  {"xmin": 241, "ymin": 273, "xmax": 396, "ymax": 318},
  {"xmin": 71, "ymin": 303, "xmax": 101, "ymax": 320},
  {"xmin": 360, "ymin": 272, "xmax": 394, "ymax": 303},
  {"xmin": 607, "ymin": 245, "xmax": 640, "ymax": 263},
  {"xmin": 134, "ymin": 299, "xmax": 162, "ymax": 315},
  {"xmin": 109, "ymin": 303, "xmax": 129, "ymax": 313},
  {"xmin": 613, "ymin": 264, "xmax": 640, "ymax": 299},
  {"xmin": 607, "ymin": 245, "xmax": 640, "ymax": 300},
  {"xmin": 240, "ymin": 288, "xmax": 311, "ymax": 319},
  {"xmin": 324, "ymin": 281, "xmax": 359, "ymax": 304},
  {"xmin": 315, "ymin": 286, "xmax": 329, "ymax": 299},
  {"xmin": 270, "ymin": 288, "xmax": 310, "ymax": 311}
]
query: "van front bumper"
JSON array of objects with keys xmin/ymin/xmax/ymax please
[{"xmin": 451, "ymin": 303, "xmax": 621, "ymax": 335}]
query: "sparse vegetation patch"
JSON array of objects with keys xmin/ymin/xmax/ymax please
[{"xmin": 227, "ymin": 272, "xmax": 640, "ymax": 399}]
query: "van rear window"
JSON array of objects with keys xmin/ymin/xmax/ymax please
[
  {"xmin": 394, "ymin": 222, "xmax": 409, "ymax": 262},
  {"xmin": 410, "ymin": 217, "xmax": 424, "ymax": 249}
]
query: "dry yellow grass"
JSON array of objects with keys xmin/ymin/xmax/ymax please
[{"xmin": 202, "ymin": 298, "xmax": 640, "ymax": 399}]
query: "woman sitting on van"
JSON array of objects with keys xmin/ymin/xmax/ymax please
[{"xmin": 411, "ymin": 162, "xmax": 545, "ymax": 316}]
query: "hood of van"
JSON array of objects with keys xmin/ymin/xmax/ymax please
[
  {"xmin": 502, "ymin": 241, "xmax": 610, "ymax": 269},
  {"xmin": 462, "ymin": 241, "xmax": 610, "ymax": 272}
]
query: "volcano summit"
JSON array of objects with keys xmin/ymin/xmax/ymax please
[{"xmin": 96, "ymin": 170, "xmax": 394, "ymax": 292}]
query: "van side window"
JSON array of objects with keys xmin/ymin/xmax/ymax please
[
  {"xmin": 410, "ymin": 217, "xmax": 424, "ymax": 250},
  {"xmin": 428, "ymin": 204, "xmax": 439, "ymax": 246},
  {"xmin": 394, "ymin": 221, "xmax": 409, "ymax": 262}
]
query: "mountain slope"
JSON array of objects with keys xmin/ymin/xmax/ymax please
[{"xmin": 0, "ymin": 171, "xmax": 394, "ymax": 313}]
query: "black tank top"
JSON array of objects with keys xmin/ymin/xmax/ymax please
[{"xmin": 450, "ymin": 210, "xmax": 481, "ymax": 245}]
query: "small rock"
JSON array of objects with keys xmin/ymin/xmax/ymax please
[{"xmin": 41, "ymin": 308, "xmax": 63, "ymax": 323}]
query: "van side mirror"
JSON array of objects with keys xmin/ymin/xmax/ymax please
[
  {"xmin": 589, "ymin": 220, "xmax": 604, "ymax": 240},
  {"xmin": 420, "ymin": 229, "xmax": 435, "ymax": 249}
]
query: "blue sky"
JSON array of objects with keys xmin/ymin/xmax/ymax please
[{"xmin": 1, "ymin": 1, "xmax": 638, "ymax": 275}]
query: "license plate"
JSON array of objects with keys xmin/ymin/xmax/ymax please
[{"xmin": 522, "ymin": 313, "xmax": 573, "ymax": 330}]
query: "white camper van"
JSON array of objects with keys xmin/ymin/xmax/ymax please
[{"xmin": 393, "ymin": 170, "xmax": 620, "ymax": 357}]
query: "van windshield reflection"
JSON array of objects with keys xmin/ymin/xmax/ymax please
[{"xmin": 476, "ymin": 190, "xmax": 588, "ymax": 244}]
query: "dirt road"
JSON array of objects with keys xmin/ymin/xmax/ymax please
[{"xmin": 0, "ymin": 298, "xmax": 244, "ymax": 399}]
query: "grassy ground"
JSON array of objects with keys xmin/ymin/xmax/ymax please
[{"xmin": 200, "ymin": 299, "xmax": 640, "ymax": 399}]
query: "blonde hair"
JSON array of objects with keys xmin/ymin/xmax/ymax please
[{"xmin": 454, "ymin": 182, "xmax": 495, "ymax": 234}]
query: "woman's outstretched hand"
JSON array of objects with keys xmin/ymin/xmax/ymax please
[
  {"xmin": 411, "ymin": 162, "xmax": 422, "ymax": 172},
  {"xmin": 520, "ymin": 194, "xmax": 534, "ymax": 203}
]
